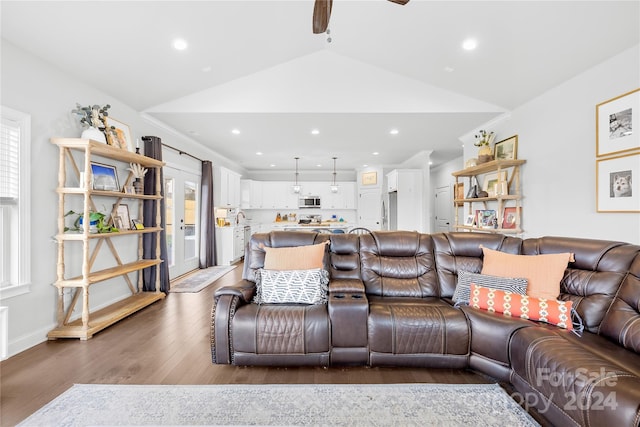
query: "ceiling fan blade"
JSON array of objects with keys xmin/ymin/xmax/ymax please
[
  {"xmin": 313, "ymin": 0, "xmax": 333, "ymax": 34},
  {"xmin": 388, "ymin": 0, "xmax": 410, "ymax": 4}
]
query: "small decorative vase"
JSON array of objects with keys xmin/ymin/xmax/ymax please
[
  {"xmin": 477, "ymin": 145, "xmax": 493, "ymax": 164},
  {"xmin": 133, "ymin": 178, "xmax": 144, "ymax": 194},
  {"xmin": 81, "ymin": 126, "xmax": 107, "ymax": 143}
]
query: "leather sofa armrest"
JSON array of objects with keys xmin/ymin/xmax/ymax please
[
  {"xmin": 329, "ymin": 278, "xmax": 365, "ymax": 294},
  {"xmin": 212, "ymin": 293, "xmax": 242, "ymax": 364},
  {"xmin": 214, "ymin": 279, "xmax": 256, "ymax": 303}
]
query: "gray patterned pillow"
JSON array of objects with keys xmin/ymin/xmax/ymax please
[
  {"xmin": 254, "ymin": 268, "xmax": 329, "ymax": 304},
  {"xmin": 454, "ymin": 271, "xmax": 528, "ymax": 305}
]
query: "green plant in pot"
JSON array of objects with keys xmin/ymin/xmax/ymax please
[{"xmin": 64, "ymin": 210, "xmax": 119, "ymax": 234}]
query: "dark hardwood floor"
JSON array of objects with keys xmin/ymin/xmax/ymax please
[{"xmin": 0, "ymin": 263, "xmax": 492, "ymax": 426}]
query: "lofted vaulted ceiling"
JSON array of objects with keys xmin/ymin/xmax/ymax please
[{"xmin": 2, "ymin": 1, "xmax": 639, "ymax": 172}]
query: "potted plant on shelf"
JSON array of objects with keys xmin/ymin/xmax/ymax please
[
  {"xmin": 128, "ymin": 163, "xmax": 148, "ymax": 194},
  {"xmin": 71, "ymin": 103, "xmax": 112, "ymax": 143},
  {"xmin": 64, "ymin": 210, "xmax": 118, "ymax": 234},
  {"xmin": 474, "ymin": 130, "xmax": 496, "ymax": 164}
]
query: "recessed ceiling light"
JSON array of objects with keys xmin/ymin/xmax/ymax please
[
  {"xmin": 389, "ymin": 129, "xmax": 399, "ymax": 135},
  {"xmin": 172, "ymin": 38, "xmax": 188, "ymax": 51},
  {"xmin": 429, "ymin": 161, "xmax": 433, "ymax": 165},
  {"xmin": 462, "ymin": 38, "xmax": 477, "ymax": 51},
  {"xmin": 311, "ymin": 129, "xmax": 320, "ymax": 135},
  {"xmin": 269, "ymin": 164, "xmax": 276, "ymax": 167},
  {"xmin": 316, "ymin": 164, "xmax": 322, "ymax": 167},
  {"xmin": 231, "ymin": 129, "xmax": 240, "ymax": 135},
  {"xmin": 256, "ymin": 152, "xmax": 263, "ymax": 156},
  {"xmin": 372, "ymin": 152, "xmax": 380, "ymax": 156},
  {"xmin": 363, "ymin": 164, "xmax": 369, "ymax": 168}
]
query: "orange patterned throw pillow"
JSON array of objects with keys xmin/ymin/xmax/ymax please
[{"xmin": 470, "ymin": 283, "xmax": 574, "ymax": 330}]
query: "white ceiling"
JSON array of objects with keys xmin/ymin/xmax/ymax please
[{"xmin": 2, "ymin": 1, "xmax": 639, "ymax": 172}]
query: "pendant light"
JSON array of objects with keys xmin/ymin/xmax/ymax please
[
  {"xmin": 330, "ymin": 157, "xmax": 339, "ymax": 193},
  {"xmin": 292, "ymin": 157, "xmax": 301, "ymax": 194}
]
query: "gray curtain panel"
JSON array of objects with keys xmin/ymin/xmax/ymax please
[
  {"xmin": 141, "ymin": 136, "xmax": 170, "ymax": 293},
  {"xmin": 200, "ymin": 160, "xmax": 217, "ymax": 268}
]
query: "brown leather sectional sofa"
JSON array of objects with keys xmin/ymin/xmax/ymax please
[{"xmin": 211, "ymin": 231, "xmax": 640, "ymax": 427}]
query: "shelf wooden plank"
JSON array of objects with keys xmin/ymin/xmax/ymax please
[
  {"xmin": 454, "ymin": 195, "xmax": 520, "ymax": 203},
  {"xmin": 57, "ymin": 187, "xmax": 161, "ymax": 200},
  {"xmin": 454, "ymin": 225, "xmax": 523, "ymax": 234},
  {"xmin": 54, "ymin": 259, "xmax": 162, "ymax": 287},
  {"xmin": 50, "ymin": 138, "xmax": 164, "ymax": 167},
  {"xmin": 452, "ymin": 159, "xmax": 526, "ymax": 177},
  {"xmin": 57, "ymin": 227, "xmax": 163, "ymax": 241},
  {"xmin": 47, "ymin": 292, "xmax": 166, "ymax": 340}
]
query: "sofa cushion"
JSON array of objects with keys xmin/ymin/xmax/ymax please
[
  {"xmin": 367, "ymin": 297, "xmax": 469, "ymax": 356},
  {"xmin": 453, "ymin": 271, "xmax": 527, "ymax": 305},
  {"xmin": 360, "ymin": 231, "xmax": 439, "ymax": 297},
  {"xmin": 263, "ymin": 241, "xmax": 329, "ymax": 270},
  {"xmin": 431, "ymin": 232, "xmax": 522, "ymax": 298},
  {"xmin": 254, "ymin": 268, "xmax": 329, "ymax": 304},
  {"xmin": 481, "ymin": 246, "xmax": 573, "ymax": 300},
  {"xmin": 510, "ymin": 326, "xmax": 640, "ymax": 427},
  {"xmin": 470, "ymin": 283, "xmax": 574, "ymax": 330}
]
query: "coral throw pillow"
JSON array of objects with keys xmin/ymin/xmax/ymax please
[
  {"xmin": 480, "ymin": 247, "xmax": 574, "ymax": 300},
  {"xmin": 263, "ymin": 241, "xmax": 329, "ymax": 270},
  {"xmin": 470, "ymin": 284, "xmax": 574, "ymax": 330}
]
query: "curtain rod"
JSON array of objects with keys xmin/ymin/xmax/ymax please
[{"xmin": 161, "ymin": 142, "xmax": 204, "ymax": 162}]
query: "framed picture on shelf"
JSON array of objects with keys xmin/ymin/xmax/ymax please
[
  {"xmin": 90, "ymin": 162, "xmax": 119, "ymax": 191},
  {"xmin": 502, "ymin": 207, "xmax": 520, "ymax": 229},
  {"xmin": 596, "ymin": 88, "xmax": 639, "ymax": 157},
  {"xmin": 477, "ymin": 209, "xmax": 497, "ymax": 229},
  {"xmin": 464, "ymin": 214, "xmax": 476, "ymax": 227},
  {"xmin": 482, "ymin": 171, "xmax": 507, "ymax": 197},
  {"xmin": 114, "ymin": 204, "xmax": 132, "ymax": 230},
  {"xmin": 111, "ymin": 214, "xmax": 124, "ymax": 230},
  {"xmin": 596, "ymin": 152, "xmax": 640, "ymax": 212},
  {"xmin": 104, "ymin": 117, "xmax": 133, "ymax": 152},
  {"xmin": 131, "ymin": 218, "xmax": 145, "ymax": 230},
  {"xmin": 494, "ymin": 135, "xmax": 518, "ymax": 160}
]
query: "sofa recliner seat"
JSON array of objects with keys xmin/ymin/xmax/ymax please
[{"xmin": 211, "ymin": 230, "xmax": 640, "ymax": 427}]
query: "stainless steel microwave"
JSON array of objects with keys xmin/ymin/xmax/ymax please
[{"xmin": 299, "ymin": 196, "xmax": 321, "ymax": 208}]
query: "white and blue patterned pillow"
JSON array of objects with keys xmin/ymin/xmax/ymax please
[
  {"xmin": 254, "ymin": 268, "xmax": 329, "ymax": 305},
  {"xmin": 453, "ymin": 271, "xmax": 528, "ymax": 305}
]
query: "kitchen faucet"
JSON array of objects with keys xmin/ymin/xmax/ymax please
[{"xmin": 235, "ymin": 211, "xmax": 246, "ymax": 225}]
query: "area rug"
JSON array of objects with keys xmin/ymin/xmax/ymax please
[
  {"xmin": 18, "ymin": 383, "xmax": 539, "ymax": 426},
  {"xmin": 170, "ymin": 265, "xmax": 237, "ymax": 293}
]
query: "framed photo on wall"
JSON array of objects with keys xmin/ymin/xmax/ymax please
[
  {"xmin": 596, "ymin": 152, "xmax": 640, "ymax": 212},
  {"xmin": 596, "ymin": 88, "xmax": 639, "ymax": 157},
  {"xmin": 361, "ymin": 171, "xmax": 377, "ymax": 186}
]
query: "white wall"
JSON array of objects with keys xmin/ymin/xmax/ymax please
[
  {"xmin": 0, "ymin": 39, "xmax": 245, "ymax": 357},
  {"xmin": 462, "ymin": 45, "xmax": 640, "ymax": 244}
]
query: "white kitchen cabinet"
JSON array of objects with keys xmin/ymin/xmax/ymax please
[
  {"xmin": 216, "ymin": 225, "xmax": 245, "ymax": 265},
  {"xmin": 240, "ymin": 179, "xmax": 263, "ymax": 209},
  {"xmin": 387, "ymin": 170, "xmax": 398, "ymax": 192},
  {"xmin": 217, "ymin": 167, "xmax": 241, "ymax": 207},
  {"xmin": 261, "ymin": 182, "xmax": 297, "ymax": 209}
]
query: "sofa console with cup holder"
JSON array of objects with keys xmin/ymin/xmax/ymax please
[{"xmin": 211, "ymin": 230, "xmax": 640, "ymax": 427}]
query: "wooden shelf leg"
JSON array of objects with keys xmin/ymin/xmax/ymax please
[
  {"xmin": 56, "ymin": 287, "xmax": 65, "ymax": 327},
  {"xmin": 82, "ymin": 287, "xmax": 89, "ymax": 331}
]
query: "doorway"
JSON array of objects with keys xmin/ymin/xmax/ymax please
[{"xmin": 164, "ymin": 166, "xmax": 201, "ymax": 279}]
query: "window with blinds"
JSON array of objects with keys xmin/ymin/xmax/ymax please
[
  {"xmin": 0, "ymin": 106, "xmax": 31, "ymax": 297},
  {"xmin": 1, "ymin": 117, "xmax": 20, "ymax": 203}
]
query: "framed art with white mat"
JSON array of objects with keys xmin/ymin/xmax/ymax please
[
  {"xmin": 596, "ymin": 88, "xmax": 639, "ymax": 157},
  {"xmin": 596, "ymin": 152, "xmax": 639, "ymax": 212}
]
